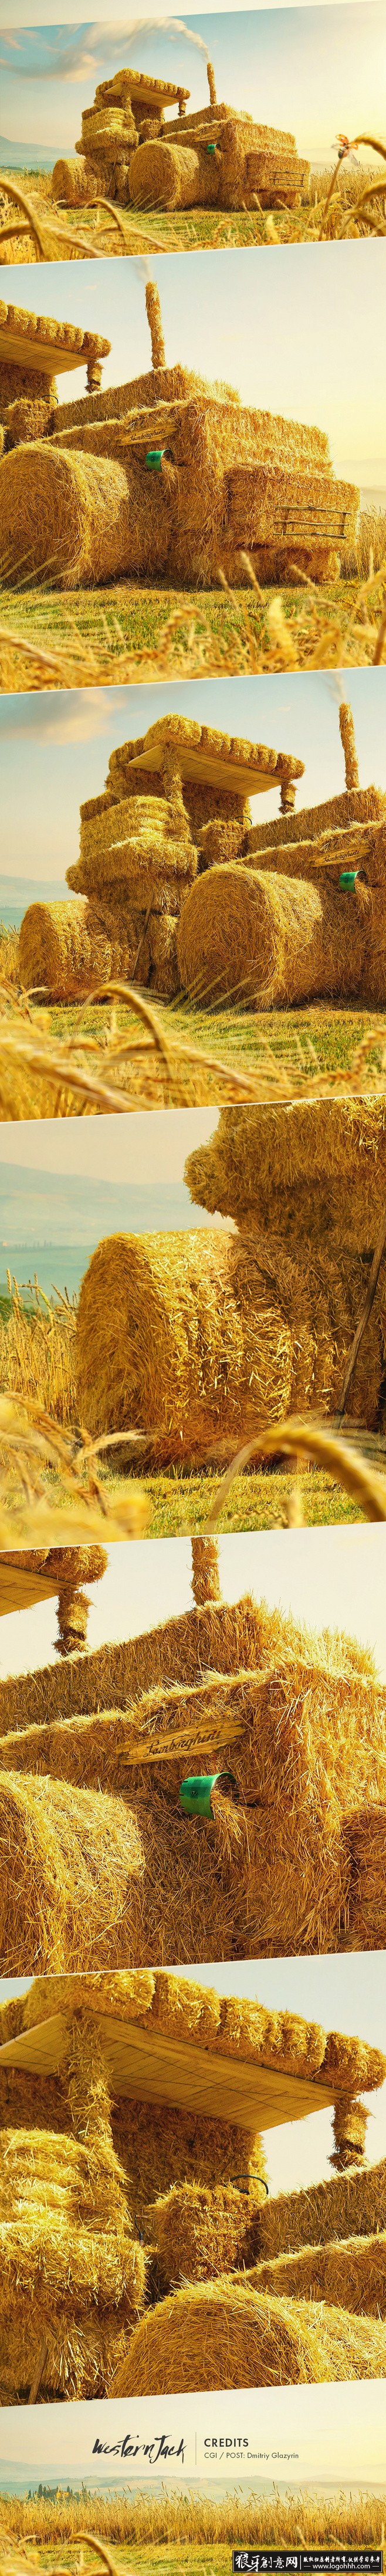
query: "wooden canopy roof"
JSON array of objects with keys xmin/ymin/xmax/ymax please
[
  {"xmin": 0, "ymin": 2009, "xmax": 336, "ymax": 2134},
  {"xmin": 0, "ymin": 302, "xmax": 110, "ymax": 380},
  {"xmin": 121, "ymin": 717, "xmax": 304, "ymax": 800}
]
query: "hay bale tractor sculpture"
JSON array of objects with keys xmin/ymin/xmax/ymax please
[
  {"xmin": 19, "ymin": 711, "xmax": 305, "ymax": 1000},
  {"xmin": 0, "ymin": 1968, "xmax": 384, "ymax": 2401},
  {"xmin": 1, "ymin": 1537, "xmax": 386, "ymax": 1969},
  {"xmin": 19, "ymin": 699, "xmax": 386, "ymax": 1009},
  {"xmin": 0, "ymin": 282, "xmax": 359, "ymax": 596},
  {"xmin": 52, "ymin": 56, "xmax": 309, "ymax": 214}
]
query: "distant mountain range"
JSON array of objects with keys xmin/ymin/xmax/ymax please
[
  {"xmin": 0, "ymin": 1163, "xmax": 214, "ymax": 1248},
  {"xmin": 0, "ymin": 879, "xmax": 69, "ymax": 904},
  {"xmin": 1, "ymin": 134, "xmax": 61, "ymax": 170}
]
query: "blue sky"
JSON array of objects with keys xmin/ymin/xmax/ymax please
[
  {"xmin": 3, "ymin": 244, "xmax": 385, "ymax": 479},
  {"xmin": 1, "ymin": 1, "xmax": 384, "ymax": 161}
]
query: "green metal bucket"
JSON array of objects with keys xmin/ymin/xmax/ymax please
[
  {"xmin": 339, "ymin": 868, "xmax": 358, "ymax": 890},
  {"xmin": 145, "ymin": 449, "xmax": 164, "ymax": 472},
  {"xmin": 180, "ymin": 1769, "xmax": 239, "ymax": 1817}
]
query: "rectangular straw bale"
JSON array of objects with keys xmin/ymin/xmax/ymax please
[
  {"xmin": 244, "ymin": 823, "xmax": 379, "ymax": 880},
  {"xmin": 0, "ymin": 1593, "xmax": 268, "ymax": 1735},
  {"xmin": 247, "ymin": 2231, "xmax": 386, "ymax": 2316},
  {"xmin": 2, "ymin": 303, "xmax": 38, "ymax": 338},
  {"xmin": 255, "ymin": 2155, "xmax": 386, "ymax": 2261},
  {"xmin": 116, "ymin": 2276, "xmax": 386, "ymax": 2394},
  {"xmin": 146, "ymin": 2178, "xmax": 267, "ymax": 2285},
  {"xmin": 80, "ymin": 792, "xmax": 116, "ymax": 823},
  {"xmin": 246, "ymin": 783, "xmax": 386, "ymax": 853},
  {"xmin": 112, "ymin": 2095, "xmax": 263, "ymax": 2212},
  {"xmin": 150, "ymin": 1969, "xmax": 222, "ymax": 2047},
  {"xmin": 321, "ymin": 2027, "xmax": 385, "ymax": 2090},
  {"xmin": 15, "ymin": 1970, "xmax": 155, "ymax": 2039}
]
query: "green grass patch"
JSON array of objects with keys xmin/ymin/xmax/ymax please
[
  {"xmin": 43, "ymin": 998, "xmax": 386, "ymax": 1089},
  {"xmin": 0, "ymin": 576, "xmax": 376, "ymax": 675}
]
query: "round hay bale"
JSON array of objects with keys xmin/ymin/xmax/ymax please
[
  {"xmin": 113, "ymin": 2278, "xmax": 386, "ymax": 2393},
  {"xmin": 177, "ymin": 864, "xmax": 366, "ymax": 1008},
  {"xmin": 130, "ymin": 141, "xmax": 205, "ymax": 209},
  {"xmin": 75, "ymin": 1227, "xmax": 294, "ymax": 1464},
  {"xmin": 0, "ymin": 1772, "xmax": 144, "ymax": 1975},
  {"xmin": 75, "ymin": 1223, "xmax": 383, "ymax": 1462},
  {"xmin": 52, "ymin": 155, "xmax": 91, "ymax": 205},
  {"xmin": 19, "ymin": 898, "xmax": 113, "ymax": 998},
  {"xmin": 0, "ymin": 442, "xmax": 132, "ymax": 589}
]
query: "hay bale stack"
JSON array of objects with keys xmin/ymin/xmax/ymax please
[
  {"xmin": 0, "ymin": 1999, "xmax": 145, "ymax": 2404},
  {"xmin": 77, "ymin": 790, "xmax": 194, "ymax": 877},
  {"xmin": 19, "ymin": 898, "xmax": 113, "ymax": 998},
  {"xmin": 0, "ymin": 1773, "xmax": 144, "ymax": 1975},
  {"xmin": 177, "ymin": 863, "xmax": 367, "ymax": 1007},
  {"xmin": 146, "ymin": 2178, "xmax": 267, "ymax": 2284},
  {"xmin": 133, "ymin": 106, "xmax": 309, "ymax": 215},
  {"xmin": 114, "ymin": 2277, "xmax": 386, "ymax": 2392},
  {"xmin": 344, "ymin": 1805, "xmax": 386, "ymax": 1950},
  {"xmin": 248, "ymin": 2232, "xmax": 386, "ymax": 2318},
  {"xmin": 75, "ymin": 1223, "xmax": 384, "ymax": 1464},
  {"xmin": 52, "ymin": 156, "xmax": 92, "ymax": 204},
  {"xmin": 0, "ymin": 442, "xmax": 132, "ymax": 589},
  {"xmin": 185, "ymin": 1097, "xmax": 386, "ymax": 1250},
  {"xmin": 69, "ymin": 786, "xmax": 195, "ymax": 992}
]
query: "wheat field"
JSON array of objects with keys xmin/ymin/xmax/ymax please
[{"xmin": 1, "ymin": 2485, "xmax": 385, "ymax": 2550}]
